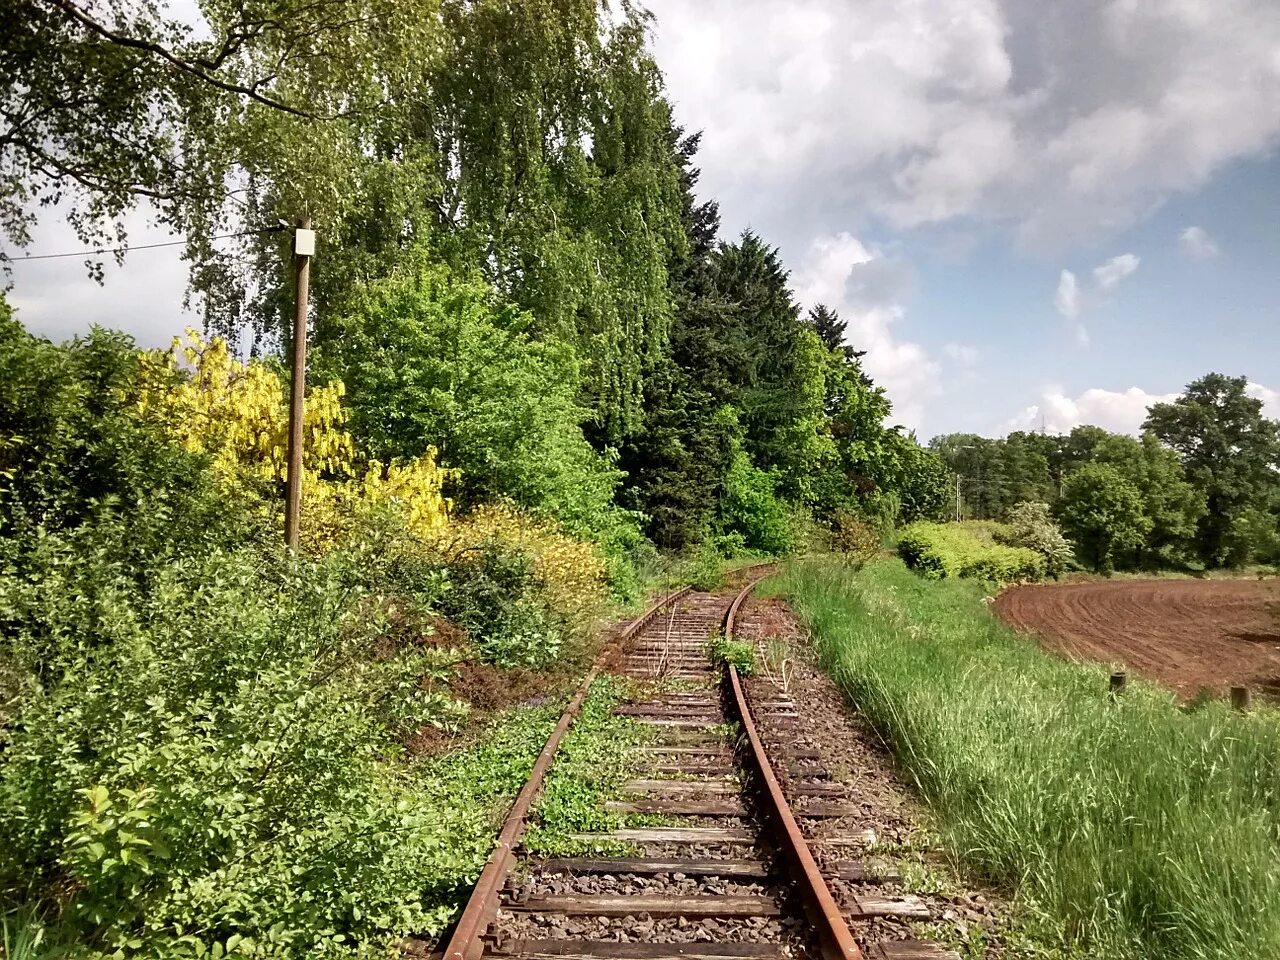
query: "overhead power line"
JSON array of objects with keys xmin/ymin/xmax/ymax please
[{"xmin": 4, "ymin": 225, "xmax": 286, "ymax": 263}]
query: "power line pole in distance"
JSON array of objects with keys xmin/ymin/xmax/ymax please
[{"xmin": 284, "ymin": 217, "xmax": 315, "ymax": 550}]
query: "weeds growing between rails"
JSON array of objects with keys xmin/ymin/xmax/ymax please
[{"xmin": 780, "ymin": 557, "xmax": 1280, "ymax": 960}]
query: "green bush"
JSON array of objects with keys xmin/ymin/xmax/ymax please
[
  {"xmin": 706, "ymin": 635, "xmax": 758, "ymax": 675},
  {"xmin": 320, "ymin": 260, "xmax": 639, "ymax": 556},
  {"xmin": 0, "ymin": 539, "xmax": 473, "ymax": 957},
  {"xmin": 898, "ymin": 521, "xmax": 1045, "ymax": 582},
  {"xmin": 0, "ymin": 322, "xmax": 257, "ymax": 572},
  {"xmin": 687, "ymin": 540, "xmax": 725, "ymax": 591},
  {"xmin": 996, "ymin": 501, "xmax": 1074, "ymax": 578},
  {"xmin": 434, "ymin": 541, "xmax": 563, "ymax": 668},
  {"xmin": 721, "ymin": 452, "xmax": 795, "ymax": 555},
  {"xmin": 830, "ymin": 509, "xmax": 882, "ymax": 569}
]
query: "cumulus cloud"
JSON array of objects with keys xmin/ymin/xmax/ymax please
[
  {"xmin": 794, "ymin": 231, "xmax": 937, "ymax": 428},
  {"xmin": 1003, "ymin": 386, "xmax": 1178, "ymax": 435},
  {"xmin": 1005, "ymin": 381, "xmax": 1280, "ymax": 436},
  {"xmin": 1179, "ymin": 225, "xmax": 1220, "ymax": 259},
  {"xmin": 1246, "ymin": 382, "xmax": 1280, "ymax": 420},
  {"xmin": 644, "ymin": 0, "xmax": 1280, "ymax": 253},
  {"xmin": 1093, "ymin": 253, "xmax": 1140, "ymax": 290}
]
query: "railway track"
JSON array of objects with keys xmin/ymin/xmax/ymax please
[{"xmin": 441, "ymin": 567, "xmax": 957, "ymax": 960}]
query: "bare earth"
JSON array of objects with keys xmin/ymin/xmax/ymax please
[{"xmin": 994, "ymin": 578, "xmax": 1280, "ymax": 699}]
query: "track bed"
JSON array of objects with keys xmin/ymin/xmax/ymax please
[{"xmin": 441, "ymin": 576, "xmax": 960, "ymax": 960}]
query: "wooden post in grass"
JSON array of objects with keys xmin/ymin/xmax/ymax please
[
  {"xmin": 1230, "ymin": 685, "xmax": 1251, "ymax": 711},
  {"xmin": 1109, "ymin": 671, "xmax": 1126, "ymax": 699}
]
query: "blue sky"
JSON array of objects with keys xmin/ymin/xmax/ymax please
[{"xmin": 6, "ymin": 0, "xmax": 1280, "ymax": 440}]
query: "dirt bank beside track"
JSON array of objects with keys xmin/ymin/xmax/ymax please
[{"xmin": 994, "ymin": 577, "xmax": 1280, "ymax": 699}]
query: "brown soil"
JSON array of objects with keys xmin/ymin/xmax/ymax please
[
  {"xmin": 994, "ymin": 577, "xmax": 1280, "ymax": 699},
  {"xmin": 739, "ymin": 596, "xmax": 1026, "ymax": 957}
]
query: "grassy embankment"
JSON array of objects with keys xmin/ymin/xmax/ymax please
[{"xmin": 779, "ymin": 557, "xmax": 1280, "ymax": 960}]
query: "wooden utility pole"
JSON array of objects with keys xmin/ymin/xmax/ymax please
[{"xmin": 284, "ymin": 217, "xmax": 315, "ymax": 550}]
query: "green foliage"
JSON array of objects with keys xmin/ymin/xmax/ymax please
[
  {"xmin": 996, "ymin": 501, "xmax": 1074, "ymax": 578},
  {"xmin": 1089, "ymin": 433, "xmax": 1205, "ymax": 567},
  {"xmin": 1144, "ymin": 373, "xmax": 1280, "ymax": 567},
  {"xmin": 415, "ymin": 1, "xmax": 686, "ymax": 440},
  {"xmin": 931, "ymin": 413, "xmax": 1260, "ymax": 573},
  {"xmin": 687, "ymin": 541, "xmax": 726, "ymax": 592},
  {"xmin": 783, "ymin": 557, "xmax": 1280, "ymax": 960},
  {"xmin": 898, "ymin": 522, "xmax": 1046, "ymax": 583},
  {"xmin": 0, "ymin": 539, "xmax": 479, "ymax": 957},
  {"xmin": 434, "ymin": 541, "xmax": 562, "ymax": 669},
  {"xmin": 523, "ymin": 676, "xmax": 652, "ymax": 856},
  {"xmin": 322, "ymin": 260, "xmax": 635, "ymax": 550},
  {"xmin": 883, "ymin": 434, "xmax": 954, "ymax": 523},
  {"xmin": 830, "ymin": 510, "xmax": 883, "ymax": 569},
  {"xmin": 706, "ymin": 635, "xmax": 758, "ymax": 676},
  {"xmin": 721, "ymin": 452, "xmax": 796, "ymax": 556},
  {"xmin": 1056, "ymin": 465, "xmax": 1151, "ymax": 573},
  {"xmin": 930, "ymin": 431, "xmax": 1055, "ymax": 520},
  {"xmin": 0, "ymin": 322, "xmax": 254, "ymax": 559}
]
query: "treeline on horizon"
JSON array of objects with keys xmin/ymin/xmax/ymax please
[{"xmin": 931, "ymin": 373, "xmax": 1280, "ymax": 572}]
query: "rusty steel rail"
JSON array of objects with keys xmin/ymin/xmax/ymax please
[
  {"xmin": 440, "ymin": 585, "xmax": 692, "ymax": 960},
  {"xmin": 721, "ymin": 575, "xmax": 865, "ymax": 960}
]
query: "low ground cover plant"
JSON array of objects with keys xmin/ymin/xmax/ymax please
[
  {"xmin": 897, "ymin": 521, "xmax": 1046, "ymax": 582},
  {"xmin": 781, "ymin": 557, "xmax": 1280, "ymax": 960},
  {"xmin": 706, "ymin": 635, "xmax": 758, "ymax": 675}
]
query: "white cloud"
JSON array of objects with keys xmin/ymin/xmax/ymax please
[
  {"xmin": 1006, "ymin": 380, "xmax": 1280, "ymax": 436},
  {"xmin": 1246, "ymin": 382, "xmax": 1280, "ymax": 420},
  {"xmin": 645, "ymin": 0, "xmax": 1280, "ymax": 252},
  {"xmin": 794, "ymin": 232, "xmax": 937, "ymax": 428},
  {"xmin": 1054, "ymin": 269, "xmax": 1078, "ymax": 318},
  {"xmin": 943, "ymin": 343, "xmax": 979, "ymax": 365},
  {"xmin": 1179, "ymin": 225, "xmax": 1220, "ymax": 259},
  {"xmin": 1051, "ymin": 269, "xmax": 1091, "ymax": 345},
  {"xmin": 1092, "ymin": 253, "xmax": 1140, "ymax": 290},
  {"xmin": 1004, "ymin": 386, "xmax": 1179, "ymax": 435}
]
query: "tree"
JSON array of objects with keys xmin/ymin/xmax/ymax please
[
  {"xmin": 807, "ymin": 304, "xmax": 845, "ymax": 352},
  {"xmin": 616, "ymin": 125, "xmax": 738, "ymax": 549},
  {"xmin": 319, "ymin": 259, "xmax": 629, "ymax": 544},
  {"xmin": 930, "ymin": 432, "xmax": 1052, "ymax": 519},
  {"xmin": 807, "ymin": 303, "xmax": 868, "ymax": 368},
  {"xmin": 1144, "ymin": 373, "xmax": 1280, "ymax": 567},
  {"xmin": 1056, "ymin": 464, "xmax": 1151, "ymax": 573},
  {"xmin": 1091, "ymin": 433, "xmax": 1205, "ymax": 566},
  {"xmin": 709, "ymin": 232, "xmax": 837, "ymax": 501},
  {"xmin": 881, "ymin": 433, "xmax": 953, "ymax": 523},
  {"xmin": 1, "ymin": 1, "xmax": 433, "ymax": 296}
]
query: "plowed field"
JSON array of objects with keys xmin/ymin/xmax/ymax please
[{"xmin": 994, "ymin": 578, "xmax": 1280, "ymax": 699}]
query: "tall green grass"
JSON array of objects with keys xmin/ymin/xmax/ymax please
[{"xmin": 780, "ymin": 557, "xmax": 1280, "ymax": 960}]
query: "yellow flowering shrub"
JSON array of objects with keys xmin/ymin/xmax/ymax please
[
  {"xmin": 430, "ymin": 504, "xmax": 610, "ymax": 628},
  {"xmin": 138, "ymin": 331, "xmax": 451, "ymax": 550}
]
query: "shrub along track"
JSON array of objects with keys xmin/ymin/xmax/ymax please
[{"xmin": 436, "ymin": 567, "xmax": 958, "ymax": 960}]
